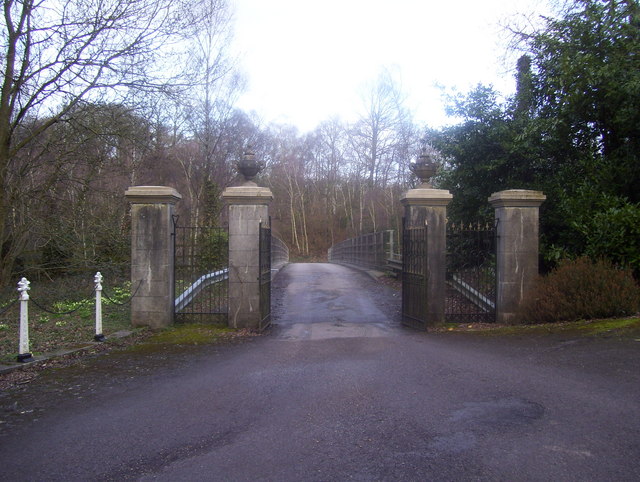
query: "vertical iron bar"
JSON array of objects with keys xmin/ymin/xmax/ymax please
[{"xmin": 445, "ymin": 220, "xmax": 497, "ymax": 323}]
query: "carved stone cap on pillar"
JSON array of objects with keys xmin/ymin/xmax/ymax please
[
  {"xmin": 125, "ymin": 186, "xmax": 182, "ymax": 204},
  {"xmin": 221, "ymin": 185, "xmax": 273, "ymax": 205},
  {"xmin": 488, "ymin": 189, "xmax": 546, "ymax": 208},
  {"xmin": 401, "ymin": 188, "xmax": 453, "ymax": 207}
]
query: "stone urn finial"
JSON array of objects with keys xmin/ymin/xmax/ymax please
[
  {"xmin": 236, "ymin": 146, "xmax": 265, "ymax": 185},
  {"xmin": 410, "ymin": 146, "xmax": 437, "ymax": 188}
]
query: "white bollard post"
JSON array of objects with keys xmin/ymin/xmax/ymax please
[
  {"xmin": 94, "ymin": 272, "xmax": 105, "ymax": 342},
  {"xmin": 17, "ymin": 277, "xmax": 32, "ymax": 363}
]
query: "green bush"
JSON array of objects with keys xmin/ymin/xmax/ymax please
[
  {"xmin": 576, "ymin": 202, "xmax": 640, "ymax": 277},
  {"xmin": 518, "ymin": 257, "xmax": 640, "ymax": 324},
  {"xmin": 545, "ymin": 191, "xmax": 640, "ymax": 277},
  {"xmin": 197, "ymin": 228, "xmax": 228, "ymax": 271}
]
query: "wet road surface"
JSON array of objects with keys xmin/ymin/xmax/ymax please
[
  {"xmin": 272, "ymin": 263, "xmax": 399, "ymax": 340},
  {"xmin": 0, "ymin": 263, "xmax": 639, "ymax": 480}
]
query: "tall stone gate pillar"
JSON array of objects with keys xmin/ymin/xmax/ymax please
[
  {"xmin": 489, "ymin": 189, "xmax": 546, "ymax": 324},
  {"xmin": 401, "ymin": 150, "xmax": 452, "ymax": 326},
  {"xmin": 222, "ymin": 149, "xmax": 273, "ymax": 329},
  {"xmin": 125, "ymin": 186, "xmax": 182, "ymax": 329}
]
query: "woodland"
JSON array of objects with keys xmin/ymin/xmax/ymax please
[{"xmin": 0, "ymin": 0, "xmax": 638, "ymax": 288}]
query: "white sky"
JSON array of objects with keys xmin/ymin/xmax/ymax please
[{"xmin": 229, "ymin": 0, "xmax": 553, "ymax": 132}]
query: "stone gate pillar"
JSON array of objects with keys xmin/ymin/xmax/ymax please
[
  {"xmin": 489, "ymin": 189, "xmax": 546, "ymax": 324},
  {"xmin": 125, "ymin": 186, "xmax": 182, "ymax": 329},
  {"xmin": 401, "ymin": 150, "xmax": 452, "ymax": 326},
  {"xmin": 401, "ymin": 188, "xmax": 453, "ymax": 326},
  {"xmin": 222, "ymin": 149, "xmax": 273, "ymax": 330}
]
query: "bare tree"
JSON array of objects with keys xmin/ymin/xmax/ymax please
[
  {"xmin": 350, "ymin": 68, "xmax": 409, "ymax": 187},
  {"xmin": 0, "ymin": 0, "xmax": 234, "ymax": 283},
  {"xmin": 178, "ymin": 0, "xmax": 246, "ymax": 227}
]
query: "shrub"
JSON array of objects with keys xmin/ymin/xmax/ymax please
[
  {"xmin": 197, "ymin": 228, "xmax": 228, "ymax": 271},
  {"xmin": 580, "ymin": 202, "xmax": 640, "ymax": 278},
  {"xmin": 571, "ymin": 198, "xmax": 640, "ymax": 278},
  {"xmin": 517, "ymin": 257, "xmax": 640, "ymax": 324}
]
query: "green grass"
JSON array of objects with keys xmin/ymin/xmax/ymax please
[
  {"xmin": 145, "ymin": 323, "xmax": 235, "ymax": 345},
  {"xmin": 0, "ymin": 280, "xmax": 134, "ymax": 363},
  {"xmin": 443, "ymin": 317, "xmax": 640, "ymax": 338},
  {"xmin": 123, "ymin": 323, "xmax": 250, "ymax": 356}
]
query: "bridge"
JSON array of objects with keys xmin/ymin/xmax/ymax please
[{"xmin": 272, "ymin": 262, "xmax": 397, "ymax": 340}]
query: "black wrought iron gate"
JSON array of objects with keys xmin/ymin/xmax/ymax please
[
  {"xmin": 401, "ymin": 219, "xmax": 428, "ymax": 330},
  {"xmin": 173, "ymin": 217, "xmax": 229, "ymax": 323},
  {"xmin": 445, "ymin": 221, "xmax": 497, "ymax": 323},
  {"xmin": 258, "ymin": 221, "xmax": 272, "ymax": 331}
]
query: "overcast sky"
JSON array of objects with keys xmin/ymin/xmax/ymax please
[{"xmin": 229, "ymin": 0, "xmax": 553, "ymax": 132}]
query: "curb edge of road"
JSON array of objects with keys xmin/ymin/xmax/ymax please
[{"xmin": 0, "ymin": 330, "xmax": 135, "ymax": 375}]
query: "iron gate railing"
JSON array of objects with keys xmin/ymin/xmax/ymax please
[
  {"xmin": 401, "ymin": 219, "xmax": 428, "ymax": 330},
  {"xmin": 173, "ymin": 217, "xmax": 229, "ymax": 323},
  {"xmin": 258, "ymin": 221, "xmax": 272, "ymax": 331},
  {"xmin": 445, "ymin": 221, "xmax": 497, "ymax": 323}
]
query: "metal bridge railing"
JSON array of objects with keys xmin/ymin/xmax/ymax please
[
  {"xmin": 271, "ymin": 235, "xmax": 289, "ymax": 270},
  {"xmin": 328, "ymin": 230, "xmax": 398, "ymax": 271}
]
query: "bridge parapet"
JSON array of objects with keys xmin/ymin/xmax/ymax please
[
  {"xmin": 271, "ymin": 235, "xmax": 289, "ymax": 271},
  {"xmin": 328, "ymin": 230, "xmax": 398, "ymax": 272}
]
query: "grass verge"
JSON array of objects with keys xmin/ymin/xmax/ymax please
[
  {"xmin": 440, "ymin": 316, "xmax": 640, "ymax": 338},
  {"xmin": 140, "ymin": 323, "xmax": 258, "ymax": 346},
  {"xmin": 0, "ymin": 282, "xmax": 134, "ymax": 364},
  {"xmin": 0, "ymin": 323, "xmax": 257, "ymax": 390}
]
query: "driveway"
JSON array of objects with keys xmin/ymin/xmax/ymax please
[{"xmin": 0, "ymin": 263, "xmax": 639, "ymax": 481}]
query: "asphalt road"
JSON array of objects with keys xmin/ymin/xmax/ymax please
[{"xmin": 0, "ymin": 262, "xmax": 639, "ymax": 481}]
